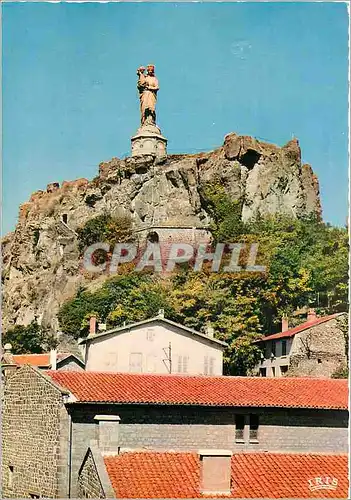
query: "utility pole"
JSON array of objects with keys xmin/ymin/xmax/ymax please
[{"xmin": 162, "ymin": 342, "xmax": 172, "ymax": 374}]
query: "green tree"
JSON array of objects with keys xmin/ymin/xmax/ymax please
[{"xmin": 2, "ymin": 322, "xmax": 57, "ymax": 354}]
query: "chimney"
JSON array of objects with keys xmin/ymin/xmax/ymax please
[
  {"xmin": 94, "ymin": 415, "xmax": 121, "ymax": 453},
  {"xmin": 2, "ymin": 343, "xmax": 14, "ymax": 364},
  {"xmin": 307, "ymin": 308, "xmax": 317, "ymax": 322},
  {"xmin": 157, "ymin": 309, "xmax": 165, "ymax": 318},
  {"xmin": 205, "ymin": 325, "xmax": 214, "ymax": 338},
  {"xmin": 89, "ymin": 316, "xmax": 97, "ymax": 335},
  {"xmin": 2, "ymin": 344, "xmax": 17, "ymax": 380},
  {"xmin": 199, "ymin": 450, "xmax": 232, "ymax": 496},
  {"xmin": 281, "ymin": 315, "xmax": 289, "ymax": 332},
  {"xmin": 50, "ymin": 349, "xmax": 57, "ymax": 370}
]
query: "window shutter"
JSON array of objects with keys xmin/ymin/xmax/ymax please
[
  {"xmin": 204, "ymin": 356, "xmax": 209, "ymax": 375},
  {"xmin": 129, "ymin": 353, "xmax": 143, "ymax": 373}
]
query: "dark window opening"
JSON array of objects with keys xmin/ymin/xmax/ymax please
[
  {"xmin": 271, "ymin": 367, "xmax": 276, "ymax": 377},
  {"xmin": 281, "ymin": 340, "xmax": 287, "ymax": 356},
  {"xmin": 249, "ymin": 414, "xmax": 259, "ymax": 442},
  {"xmin": 259, "ymin": 367, "xmax": 266, "ymax": 377},
  {"xmin": 62, "ymin": 214, "xmax": 68, "ymax": 224},
  {"xmin": 280, "ymin": 365, "xmax": 289, "ymax": 375},
  {"xmin": 318, "ymin": 358, "xmax": 322, "ymax": 364},
  {"xmin": 147, "ymin": 231, "xmax": 159, "ymax": 243},
  {"xmin": 235, "ymin": 415, "xmax": 245, "ymax": 442},
  {"xmin": 33, "ymin": 229, "xmax": 40, "ymax": 246},
  {"xmin": 271, "ymin": 341, "xmax": 276, "ymax": 357},
  {"xmin": 8, "ymin": 466, "xmax": 14, "ymax": 489}
]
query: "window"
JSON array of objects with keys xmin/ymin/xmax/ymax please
[
  {"xmin": 146, "ymin": 354, "xmax": 157, "ymax": 373},
  {"xmin": 8, "ymin": 466, "xmax": 14, "ymax": 489},
  {"xmin": 271, "ymin": 341, "xmax": 276, "ymax": 357},
  {"xmin": 177, "ymin": 355, "xmax": 189, "ymax": 374},
  {"xmin": 235, "ymin": 415, "xmax": 245, "ymax": 442},
  {"xmin": 259, "ymin": 367, "xmax": 266, "ymax": 377},
  {"xmin": 147, "ymin": 231, "xmax": 159, "ymax": 243},
  {"xmin": 281, "ymin": 340, "xmax": 287, "ymax": 356},
  {"xmin": 249, "ymin": 414, "xmax": 259, "ymax": 442},
  {"xmin": 280, "ymin": 365, "xmax": 288, "ymax": 375},
  {"xmin": 271, "ymin": 367, "xmax": 276, "ymax": 377},
  {"xmin": 62, "ymin": 214, "xmax": 68, "ymax": 224},
  {"xmin": 129, "ymin": 352, "xmax": 143, "ymax": 373},
  {"xmin": 146, "ymin": 328, "xmax": 155, "ymax": 341},
  {"xmin": 318, "ymin": 358, "xmax": 322, "ymax": 364},
  {"xmin": 209, "ymin": 357, "xmax": 214, "ymax": 375},
  {"xmin": 204, "ymin": 356, "xmax": 215, "ymax": 375}
]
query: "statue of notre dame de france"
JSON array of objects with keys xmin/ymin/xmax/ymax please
[
  {"xmin": 137, "ymin": 65, "xmax": 159, "ymax": 126},
  {"xmin": 131, "ymin": 64, "xmax": 167, "ymax": 158}
]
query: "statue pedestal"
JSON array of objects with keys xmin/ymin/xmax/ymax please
[{"xmin": 131, "ymin": 124, "xmax": 167, "ymax": 158}]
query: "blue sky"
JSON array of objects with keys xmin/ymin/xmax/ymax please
[{"xmin": 2, "ymin": 2, "xmax": 349, "ymax": 234}]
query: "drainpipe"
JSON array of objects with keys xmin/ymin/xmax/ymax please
[{"xmin": 67, "ymin": 412, "xmax": 72, "ymax": 498}]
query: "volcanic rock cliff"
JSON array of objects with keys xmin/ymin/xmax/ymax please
[{"xmin": 2, "ymin": 133, "xmax": 321, "ymax": 333}]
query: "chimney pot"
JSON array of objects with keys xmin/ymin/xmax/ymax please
[
  {"xmin": 307, "ymin": 308, "xmax": 317, "ymax": 322},
  {"xmin": 281, "ymin": 316, "xmax": 289, "ymax": 332},
  {"xmin": 4, "ymin": 343, "xmax": 12, "ymax": 353},
  {"xmin": 50, "ymin": 349, "xmax": 57, "ymax": 370},
  {"xmin": 199, "ymin": 449, "xmax": 232, "ymax": 496},
  {"xmin": 205, "ymin": 325, "xmax": 214, "ymax": 338},
  {"xmin": 94, "ymin": 415, "xmax": 121, "ymax": 453},
  {"xmin": 89, "ymin": 316, "xmax": 97, "ymax": 335},
  {"xmin": 158, "ymin": 309, "xmax": 165, "ymax": 318}
]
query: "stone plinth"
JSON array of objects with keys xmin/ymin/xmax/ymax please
[{"xmin": 131, "ymin": 124, "xmax": 167, "ymax": 158}]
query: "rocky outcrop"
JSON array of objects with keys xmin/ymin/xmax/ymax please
[{"xmin": 2, "ymin": 133, "xmax": 321, "ymax": 333}]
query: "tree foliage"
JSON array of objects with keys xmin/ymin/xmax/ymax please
[
  {"xmin": 77, "ymin": 214, "xmax": 134, "ymax": 254},
  {"xmin": 58, "ymin": 212, "xmax": 348, "ymax": 375},
  {"xmin": 2, "ymin": 322, "xmax": 57, "ymax": 354}
]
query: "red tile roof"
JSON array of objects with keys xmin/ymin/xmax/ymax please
[
  {"xmin": 46, "ymin": 371, "xmax": 348, "ymax": 410},
  {"xmin": 258, "ymin": 313, "xmax": 342, "ymax": 342},
  {"xmin": 12, "ymin": 352, "xmax": 77, "ymax": 367},
  {"xmin": 13, "ymin": 353, "xmax": 51, "ymax": 367},
  {"xmin": 103, "ymin": 451, "xmax": 349, "ymax": 498}
]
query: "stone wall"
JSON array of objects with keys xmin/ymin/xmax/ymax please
[
  {"xmin": 77, "ymin": 450, "xmax": 105, "ymax": 499},
  {"xmin": 67, "ymin": 403, "xmax": 348, "ymax": 495},
  {"xmin": 289, "ymin": 315, "xmax": 348, "ymax": 377},
  {"xmin": 2, "ymin": 366, "xmax": 69, "ymax": 498}
]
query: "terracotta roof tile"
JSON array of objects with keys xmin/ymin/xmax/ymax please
[
  {"xmin": 103, "ymin": 451, "xmax": 349, "ymax": 498},
  {"xmin": 259, "ymin": 314, "xmax": 342, "ymax": 341},
  {"xmin": 46, "ymin": 371, "xmax": 348, "ymax": 410},
  {"xmin": 13, "ymin": 354, "xmax": 51, "ymax": 367}
]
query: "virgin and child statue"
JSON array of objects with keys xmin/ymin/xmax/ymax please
[{"xmin": 137, "ymin": 64, "xmax": 159, "ymax": 127}]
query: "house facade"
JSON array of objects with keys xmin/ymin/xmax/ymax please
[
  {"xmin": 256, "ymin": 311, "xmax": 347, "ymax": 378},
  {"xmin": 80, "ymin": 312, "xmax": 227, "ymax": 376},
  {"xmin": 2, "ymin": 366, "xmax": 348, "ymax": 498}
]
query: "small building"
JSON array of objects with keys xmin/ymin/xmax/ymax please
[
  {"xmin": 1, "ymin": 344, "xmax": 85, "ymax": 377},
  {"xmin": 255, "ymin": 311, "xmax": 347, "ymax": 378},
  {"xmin": 78, "ymin": 445, "xmax": 348, "ymax": 498},
  {"xmin": 2, "ymin": 366, "xmax": 348, "ymax": 498},
  {"xmin": 80, "ymin": 311, "xmax": 227, "ymax": 376}
]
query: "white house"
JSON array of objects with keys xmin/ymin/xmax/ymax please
[{"xmin": 79, "ymin": 311, "xmax": 227, "ymax": 375}]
